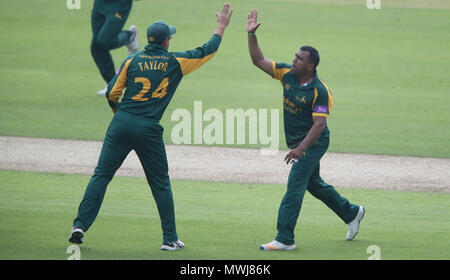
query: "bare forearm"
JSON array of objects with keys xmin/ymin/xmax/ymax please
[
  {"xmin": 214, "ymin": 24, "xmax": 227, "ymax": 38},
  {"xmin": 284, "ymin": 121, "xmax": 325, "ymax": 164},
  {"xmin": 248, "ymin": 34, "xmax": 264, "ymax": 64},
  {"xmin": 296, "ymin": 122, "xmax": 325, "ymax": 152},
  {"xmin": 214, "ymin": 2, "xmax": 233, "ymax": 38},
  {"xmin": 248, "ymin": 34, "xmax": 273, "ymax": 75}
]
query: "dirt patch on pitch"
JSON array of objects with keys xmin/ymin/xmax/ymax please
[{"xmin": 0, "ymin": 136, "xmax": 449, "ymax": 193}]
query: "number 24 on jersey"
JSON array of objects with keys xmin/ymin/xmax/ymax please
[{"xmin": 132, "ymin": 77, "xmax": 169, "ymax": 101}]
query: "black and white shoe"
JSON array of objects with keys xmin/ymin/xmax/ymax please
[
  {"xmin": 68, "ymin": 227, "xmax": 84, "ymax": 244},
  {"xmin": 161, "ymin": 240, "xmax": 185, "ymax": 251}
]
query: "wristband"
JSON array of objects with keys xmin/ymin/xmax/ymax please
[{"xmin": 248, "ymin": 32, "xmax": 256, "ymax": 36}]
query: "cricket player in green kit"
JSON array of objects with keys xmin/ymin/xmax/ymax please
[
  {"xmin": 69, "ymin": 3, "xmax": 234, "ymax": 251},
  {"xmin": 246, "ymin": 9, "xmax": 365, "ymax": 251},
  {"xmin": 91, "ymin": 0, "xmax": 140, "ymax": 96}
]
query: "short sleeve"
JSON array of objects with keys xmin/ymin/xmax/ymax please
[
  {"xmin": 312, "ymin": 81, "xmax": 333, "ymax": 117},
  {"xmin": 272, "ymin": 61, "xmax": 291, "ymax": 83}
]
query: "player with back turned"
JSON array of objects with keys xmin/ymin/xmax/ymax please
[
  {"xmin": 246, "ymin": 8, "xmax": 365, "ymax": 251},
  {"xmin": 68, "ymin": 3, "xmax": 234, "ymax": 251}
]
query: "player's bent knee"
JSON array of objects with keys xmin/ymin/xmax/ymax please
[{"xmin": 95, "ymin": 37, "xmax": 115, "ymax": 50}]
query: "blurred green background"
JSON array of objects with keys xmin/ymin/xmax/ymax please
[{"xmin": 0, "ymin": 0, "xmax": 449, "ymax": 158}]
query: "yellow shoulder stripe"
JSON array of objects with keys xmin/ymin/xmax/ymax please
[
  {"xmin": 176, "ymin": 52, "xmax": 217, "ymax": 76},
  {"xmin": 312, "ymin": 87, "xmax": 319, "ymax": 107},
  {"xmin": 272, "ymin": 61, "xmax": 290, "ymax": 82},
  {"xmin": 319, "ymin": 79, "xmax": 334, "ymax": 110},
  {"xmin": 108, "ymin": 58, "xmax": 133, "ymax": 104}
]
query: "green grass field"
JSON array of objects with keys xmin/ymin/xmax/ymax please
[
  {"xmin": 0, "ymin": 0, "xmax": 449, "ymax": 157},
  {"xmin": 0, "ymin": 170, "xmax": 448, "ymax": 260}
]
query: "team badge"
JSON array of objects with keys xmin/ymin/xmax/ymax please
[{"xmin": 296, "ymin": 96, "xmax": 307, "ymax": 104}]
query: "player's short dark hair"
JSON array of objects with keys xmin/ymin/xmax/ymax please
[{"xmin": 300, "ymin": 46, "xmax": 320, "ymax": 69}]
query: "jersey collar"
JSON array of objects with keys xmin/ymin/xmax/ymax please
[
  {"xmin": 293, "ymin": 71, "xmax": 319, "ymax": 89},
  {"xmin": 144, "ymin": 43, "xmax": 169, "ymax": 54}
]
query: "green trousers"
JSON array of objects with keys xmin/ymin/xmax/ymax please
[
  {"xmin": 91, "ymin": 5, "xmax": 133, "ymax": 83},
  {"xmin": 275, "ymin": 140, "xmax": 360, "ymax": 245},
  {"xmin": 73, "ymin": 110, "xmax": 178, "ymax": 243}
]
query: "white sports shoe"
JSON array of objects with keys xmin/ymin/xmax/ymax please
[
  {"xmin": 97, "ymin": 84, "xmax": 107, "ymax": 96},
  {"xmin": 346, "ymin": 205, "xmax": 365, "ymax": 241},
  {"xmin": 161, "ymin": 240, "xmax": 185, "ymax": 251},
  {"xmin": 126, "ymin": 25, "xmax": 140, "ymax": 56},
  {"xmin": 260, "ymin": 240, "xmax": 296, "ymax": 251}
]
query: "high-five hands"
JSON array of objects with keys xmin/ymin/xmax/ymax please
[
  {"xmin": 247, "ymin": 8, "xmax": 262, "ymax": 34},
  {"xmin": 214, "ymin": 2, "xmax": 234, "ymax": 37},
  {"xmin": 217, "ymin": 2, "xmax": 234, "ymax": 28}
]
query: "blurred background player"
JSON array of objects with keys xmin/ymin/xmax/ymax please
[
  {"xmin": 246, "ymin": 8, "xmax": 365, "ymax": 251},
  {"xmin": 69, "ymin": 3, "xmax": 233, "ymax": 251},
  {"xmin": 91, "ymin": 0, "xmax": 140, "ymax": 96}
]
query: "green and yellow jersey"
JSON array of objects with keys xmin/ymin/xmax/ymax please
[
  {"xmin": 105, "ymin": 34, "xmax": 222, "ymax": 121},
  {"xmin": 272, "ymin": 62, "xmax": 334, "ymax": 149}
]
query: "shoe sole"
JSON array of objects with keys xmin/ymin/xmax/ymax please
[
  {"xmin": 347, "ymin": 206, "xmax": 365, "ymax": 241},
  {"xmin": 161, "ymin": 245, "xmax": 183, "ymax": 251},
  {"xmin": 68, "ymin": 232, "xmax": 83, "ymax": 244},
  {"xmin": 259, "ymin": 245, "xmax": 296, "ymax": 251}
]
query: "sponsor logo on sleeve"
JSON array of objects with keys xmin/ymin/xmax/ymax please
[{"xmin": 313, "ymin": 105, "xmax": 328, "ymax": 114}]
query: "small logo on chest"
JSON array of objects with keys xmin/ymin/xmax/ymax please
[{"xmin": 296, "ymin": 96, "xmax": 307, "ymax": 104}]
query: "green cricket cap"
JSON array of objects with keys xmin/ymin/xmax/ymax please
[{"xmin": 146, "ymin": 20, "xmax": 176, "ymax": 43}]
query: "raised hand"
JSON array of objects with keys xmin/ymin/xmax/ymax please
[
  {"xmin": 216, "ymin": 2, "xmax": 234, "ymax": 28},
  {"xmin": 247, "ymin": 8, "xmax": 262, "ymax": 33}
]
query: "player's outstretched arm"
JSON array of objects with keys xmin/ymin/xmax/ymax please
[
  {"xmin": 174, "ymin": 3, "xmax": 233, "ymax": 76},
  {"xmin": 247, "ymin": 9, "xmax": 273, "ymax": 76},
  {"xmin": 214, "ymin": 2, "xmax": 233, "ymax": 38}
]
